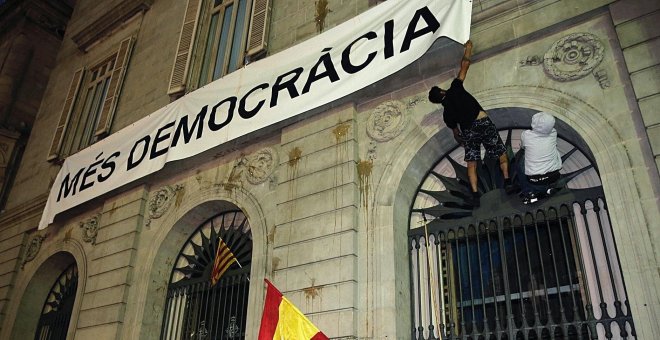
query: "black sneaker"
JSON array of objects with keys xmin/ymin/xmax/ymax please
[
  {"xmin": 546, "ymin": 187, "xmax": 559, "ymax": 196},
  {"xmin": 521, "ymin": 192, "xmax": 538, "ymax": 205}
]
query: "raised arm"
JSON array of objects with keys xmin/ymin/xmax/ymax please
[{"xmin": 457, "ymin": 40, "xmax": 473, "ymax": 81}]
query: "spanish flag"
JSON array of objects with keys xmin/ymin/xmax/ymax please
[
  {"xmin": 258, "ymin": 279, "xmax": 329, "ymax": 340},
  {"xmin": 210, "ymin": 237, "xmax": 236, "ymax": 286}
]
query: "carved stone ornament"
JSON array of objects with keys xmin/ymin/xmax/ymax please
[
  {"xmin": 145, "ymin": 184, "xmax": 184, "ymax": 227},
  {"xmin": 245, "ymin": 148, "xmax": 278, "ymax": 185},
  {"xmin": 543, "ymin": 33, "xmax": 605, "ymax": 82},
  {"xmin": 80, "ymin": 214, "xmax": 101, "ymax": 244},
  {"xmin": 366, "ymin": 100, "xmax": 409, "ymax": 142},
  {"xmin": 22, "ymin": 234, "xmax": 48, "ymax": 268}
]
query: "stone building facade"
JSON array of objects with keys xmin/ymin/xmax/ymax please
[{"xmin": 0, "ymin": 0, "xmax": 658, "ymax": 339}]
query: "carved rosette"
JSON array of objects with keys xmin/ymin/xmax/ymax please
[
  {"xmin": 543, "ymin": 33, "xmax": 604, "ymax": 82},
  {"xmin": 366, "ymin": 100, "xmax": 409, "ymax": 142},
  {"xmin": 245, "ymin": 147, "xmax": 278, "ymax": 185},
  {"xmin": 145, "ymin": 185, "xmax": 184, "ymax": 227},
  {"xmin": 80, "ymin": 214, "xmax": 101, "ymax": 245},
  {"xmin": 22, "ymin": 234, "xmax": 48, "ymax": 268}
]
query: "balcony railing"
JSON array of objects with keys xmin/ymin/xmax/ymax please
[{"xmin": 409, "ymin": 189, "xmax": 635, "ymax": 340}]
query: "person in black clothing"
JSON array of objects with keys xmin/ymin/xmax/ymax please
[{"xmin": 428, "ymin": 40, "xmax": 512, "ymax": 207}]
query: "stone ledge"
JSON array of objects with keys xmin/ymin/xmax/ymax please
[
  {"xmin": 70, "ymin": 0, "xmax": 152, "ymax": 51},
  {"xmin": 0, "ymin": 193, "xmax": 47, "ymax": 229}
]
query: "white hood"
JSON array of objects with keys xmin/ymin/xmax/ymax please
[{"xmin": 531, "ymin": 112, "xmax": 555, "ymax": 135}]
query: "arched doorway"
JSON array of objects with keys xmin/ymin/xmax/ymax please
[
  {"xmin": 408, "ymin": 113, "xmax": 636, "ymax": 339},
  {"xmin": 160, "ymin": 210, "xmax": 252, "ymax": 339},
  {"xmin": 34, "ymin": 263, "xmax": 78, "ymax": 340}
]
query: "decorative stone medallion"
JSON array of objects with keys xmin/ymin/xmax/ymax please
[
  {"xmin": 80, "ymin": 214, "xmax": 101, "ymax": 244},
  {"xmin": 543, "ymin": 33, "xmax": 605, "ymax": 82},
  {"xmin": 366, "ymin": 100, "xmax": 409, "ymax": 142},
  {"xmin": 145, "ymin": 184, "xmax": 184, "ymax": 227},
  {"xmin": 245, "ymin": 147, "xmax": 278, "ymax": 185},
  {"xmin": 22, "ymin": 234, "xmax": 48, "ymax": 268}
]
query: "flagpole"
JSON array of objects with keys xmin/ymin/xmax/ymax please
[{"xmin": 421, "ymin": 211, "xmax": 442, "ymax": 337}]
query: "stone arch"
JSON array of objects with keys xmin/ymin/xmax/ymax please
[
  {"xmin": 124, "ymin": 184, "xmax": 269, "ymax": 340},
  {"xmin": 368, "ymin": 85, "xmax": 657, "ymax": 337},
  {"xmin": 0, "ymin": 238, "xmax": 86, "ymax": 340}
]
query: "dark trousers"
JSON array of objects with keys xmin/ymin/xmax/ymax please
[{"xmin": 517, "ymin": 158, "xmax": 560, "ymax": 194}]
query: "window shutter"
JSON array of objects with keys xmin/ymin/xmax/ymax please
[
  {"xmin": 94, "ymin": 36, "xmax": 135, "ymax": 137},
  {"xmin": 168, "ymin": 0, "xmax": 202, "ymax": 95},
  {"xmin": 48, "ymin": 68, "xmax": 84, "ymax": 161},
  {"xmin": 246, "ymin": 0, "xmax": 271, "ymax": 58}
]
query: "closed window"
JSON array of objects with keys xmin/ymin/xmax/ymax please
[
  {"xmin": 198, "ymin": 0, "xmax": 251, "ymax": 84},
  {"xmin": 168, "ymin": 0, "xmax": 271, "ymax": 96},
  {"xmin": 48, "ymin": 37, "xmax": 134, "ymax": 161}
]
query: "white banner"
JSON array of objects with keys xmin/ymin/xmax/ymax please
[{"xmin": 39, "ymin": 0, "xmax": 472, "ymax": 229}]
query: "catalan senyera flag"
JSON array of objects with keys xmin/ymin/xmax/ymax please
[
  {"xmin": 258, "ymin": 279, "xmax": 329, "ymax": 340},
  {"xmin": 210, "ymin": 237, "xmax": 236, "ymax": 286}
]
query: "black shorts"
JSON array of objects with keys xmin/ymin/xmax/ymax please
[{"xmin": 462, "ymin": 117, "xmax": 506, "ymax": 161}]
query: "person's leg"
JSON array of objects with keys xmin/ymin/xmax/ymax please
[
  {"xmin": 462, "ymin": 126, "xmax": 481, "ymax": 207},
  {"xmin": 499, "ymin": 152, "xmax": 510, "ymax": 180},
  {"xmin": 467, "ymin": 161, "xmax": 478, "ymax": 192},
  {"xmin": 481, "ymin": 117, "xmax": 514, "ymax": 192}
]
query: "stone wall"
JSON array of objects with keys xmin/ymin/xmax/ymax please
[
  {"xmin": 611, "ymin": 0, "xmax": 660, "ymax": 174},
  {"xmin": 0, "ymin": 0, "xmax": 658, "ymax": 339}
]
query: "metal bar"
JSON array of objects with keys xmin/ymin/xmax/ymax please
[
  {"xmin": 410, "ymin": 236, "xmax": 418, "ymax": 339},
  {"xmin": 592, "ymin": 201, "xmax": 616, "ymax": 340},
  {"xmin": 556, "ymin": 206, "xmax": 583, "ymax": 340},
  {"xmin": 209, "ymin": 279, "xmax": 218, "ymax": 337},
  {"xmin": 424, "ymin": 238, "xmax": 435, "ymax": 338},
  {"xmin": 464, "ymin": 225, "xmax": 477, "ymax": 336},
  {"xmin": 532, "ymin": 211, "xmax": 553, "ymax": 329},
  {"xmin": 217, "ymin": 279, "xmax": 227, "ymax": 339},
  {"xmin": 453, "ymin": 229, "xmax": 466, "ymax": 340},
  {"xmin": 241, "ymin": 273, "xmax": 249, "ymax": 336},
  {"xmin": 435, "ymin": 232, "xmax": 445, "ymax": 338},
  {"xmin": 579, "ymin": 200, "xmax": 606, "ymax": 340},
  {"xmin": 545, "ymin": 208, "xmax": 566, "ymax": 338},
  {"xmin": 493, "ymin": 218, "xmax": 512, "ymax": 340},
  {"xmin": 474, "ymin": 223, "xmax": 487, "ymax": 335},
  {"xmin": 160, "ymin": 289, "xmax": 173, "ymax": 340},
  {"xmin": 509, "ymin": 216, "xmax": 527, "ymax": 333},
  {"xmin": 415, "ymin": 237, "xmax": 424, "ymax": 339},
  {"xmin": 599, "ymin": 200, "xmax": 637, "ymax": 338},
  {"xmin": 520, "ymin": 214, "xmax": 541, "ymax": 337}
]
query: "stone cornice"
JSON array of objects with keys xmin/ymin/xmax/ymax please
[
  {"xmin": 70, "ymin": 0, "xmax": 152, "ymax": 51},
  {"xmin": 0, "ymin": 193, "xmax": 47, "ymax": 229},
  {"xmin": 0, "ymin": 0, "xmax": 73, "ymax": 39}
]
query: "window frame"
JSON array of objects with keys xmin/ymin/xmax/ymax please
[
  {"xmin": 47, "ymin": 36, "xmax": 134, "ymax": 162},
  {"xmin": 168, "ymin": 0, "xmax": 272, "ymax": 97},
  {"xmin": 190, "ymin": 0, "xmax": 253, "ymax": 90},
  {"xmin": 60, "ymin": 56, "xmax": 114, "ymax": 156}
]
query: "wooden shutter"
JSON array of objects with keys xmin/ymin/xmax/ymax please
[
  {"xmin": 48, "ymin": 68, "xmax": 84, "ymax": 161},
  {"xmin": 168, "ymin": 0, "xmax": 202, "ymax": 95},
  {"xmin": 94, "ymin": 36, "xmax": 135, "ymax": 137},
  {"xmin": 246, "ymin": 0, "xmax": 271, "ymax": 58}
]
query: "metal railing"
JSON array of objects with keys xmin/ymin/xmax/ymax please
[
  {"xmin": 161, "ymin": 270, "xmax": 250, "ymax": 340},
  {"xmin": 409, "ymin": 195, "xmax": 635, "ymax": 340}
]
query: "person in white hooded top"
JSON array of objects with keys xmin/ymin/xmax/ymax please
[{"xmin": 518, "ymin": 112, "xmax": 562, "ymax": 198}]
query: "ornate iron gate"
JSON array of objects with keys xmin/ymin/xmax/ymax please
[
  {"xmin": 34, "ymin": 263, "xmax": 78, "ymax": 340},
  {"xmin": 161, "ymin": 211, "xmax": 252, "ymax": 340},
  {"xmin": 409, "ymin": 129, "xmax": 636, "ymax": 339}
]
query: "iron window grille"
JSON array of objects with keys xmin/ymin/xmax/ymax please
[
  {"xmin": 160, "ymin": 210, "xmax": 252, "ymax": 340},
  {"xmin": 34, "ymin": 263, "xmax": 78, "ymax": 340},
  {"xmin": 409, "ymin": 128, "xmax": 635, "ymax": 340}
]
